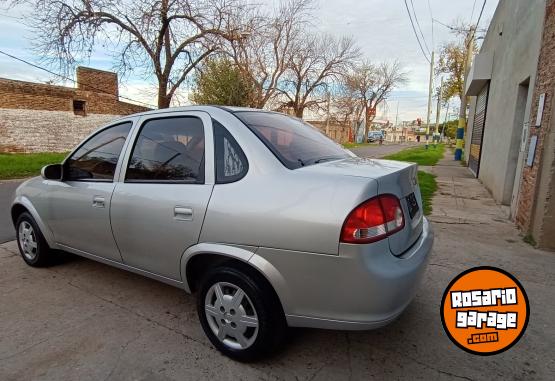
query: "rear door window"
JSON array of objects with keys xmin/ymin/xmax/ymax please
[
  {"xmin": 234, "ymin": 111, "xmax": 349, "ymax": 169},
  {"xmin": 126, "ymin": 116, "xmax": 205, "ymax": 183}
]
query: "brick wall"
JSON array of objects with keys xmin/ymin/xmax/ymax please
[
  {"xmin": 516, "ymin": 0, "xmax": 555, "ymax": 234},
  {"xmin": 0, "ymin": 77, "xmax": 147, "ymax": 115},
  {"xmin": 76, "ymin": 67, "xmax": 118, "ymax": 97},
  {"xmin": 0, "ymin": 109, "xmax": 123, "ymax": 152},
  {"xmin": 0, "ymin": 67, "xmax": 149, "ymax": 152},
  {"xmin": 308, "ymin": 121, "xmax": 351, "ymax": 144}
]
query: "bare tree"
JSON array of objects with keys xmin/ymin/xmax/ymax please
[
  {"xmin": 277, "ymin": 34, "xmax": 359, "ymax": 118},
  {"xmin": 343, "ymin": 60, "xmax": 407, "ymax": 140},
  {"xmin": 9, "ymin": 0, "xmax": 249, "ymax": 108},
  {"xmin": 226, "ymin": 0, "xmax": 312, "ymax": 108},
  {"xmin": 332, "ymin": 81, "xmax": 363, "ymax": 126}
]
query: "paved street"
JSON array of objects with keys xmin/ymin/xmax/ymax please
[
  {"xmin": 0, "ymin": 150, "xmax": 554, "ymax": 380},
  {"xmin": 0, "ymin": 180, "xmax": 22, "ymax": 243},
  {"xmin": 348, "ymin": 142, "xmax": 418, "ymax": 158}
]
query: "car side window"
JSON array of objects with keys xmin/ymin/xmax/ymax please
[
  {"xmin": 213, "ymin": 120, "xmax": 248, "ymax": 183},
  {"xmin": 65, "ymin": 122, "xmax": 132, "ymax": 181},
  {"xmin": 126, "ymin": 116, "xmax": 205, "ymax": 183}
]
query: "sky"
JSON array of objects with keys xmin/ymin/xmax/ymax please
[{"xmin": 0, "ymin": 0, "xmax": 499, "ymax": 122}]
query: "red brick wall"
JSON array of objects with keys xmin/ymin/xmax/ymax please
[
  {"xmin": 0, "ymin": 67, "xmax": 150, "ymax": 152},
  {"xmin": 0, "ymin": 65, "xmax": 149, "ymax": 115},
  {"xmin": 76, "ymin": 66, "xmax": 118, "ymax": 97},
  {"xmin": 516, "ymin": 0, "xmax": 555, "ymax": 232}
]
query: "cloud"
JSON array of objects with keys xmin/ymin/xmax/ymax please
[{"xmin": 0, "ymin": 0, "xmax": 499, "ymax": 121}]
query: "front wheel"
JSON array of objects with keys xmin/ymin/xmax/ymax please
[
  {"xmin": 197, "ymin": 265, "xmax": 286, "ymax": 361},
  {"xmin": 16, "ymin": 212, "xmax": 52, "ymax": 267}
]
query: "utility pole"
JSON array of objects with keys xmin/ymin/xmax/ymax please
[
  {"xmin": 395, "ymin": 100, "xmax": 400, "ymax": 127},
  {"xmin": 425, "ymin": 50, "xmax": 435, "ymax": 149},
  {"xmin": 441, "ymin": 101, "xmax": 450, "ymax": 139},
  {"xmin": 435, "ymin": 77, "xmax": 444, "ymax": 136},
  {"xmin": 325, "ymin": 91, "xmax": 331, "ymax": 138},
  {"xmin": 455, "ymin": 27, "xmax": 475, "ymax": 160}
]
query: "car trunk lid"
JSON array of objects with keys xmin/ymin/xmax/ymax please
[{"xmin": 300, "ymin": 157, "xmax": 423, "ymax": 256}]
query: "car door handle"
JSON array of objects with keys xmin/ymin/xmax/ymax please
[
  {"xmin": 174, "ymin": 206, "xmax": 193, "ymax": 221},
  {"xmin": 92, "ymin": 196, "xmax": 105, "ymax": 208}
]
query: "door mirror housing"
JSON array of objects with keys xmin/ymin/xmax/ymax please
[{"xmin": 41, "ymin": 164, "xmax": 63, "ymax": 181}]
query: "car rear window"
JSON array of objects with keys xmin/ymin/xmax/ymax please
[{"xmin": 234, "ymin": 111, "xmax": 350, "ymax": 169}]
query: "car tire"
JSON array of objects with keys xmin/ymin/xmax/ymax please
[
  {"xmin": 15, "ymin": 212, "xmax": 52, "ymax": 267},
  {"xmin": 197, "ymin": 265, "xmax": 286, "ymax": 362}
]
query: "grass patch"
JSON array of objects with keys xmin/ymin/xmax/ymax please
[
  {"xmin": 523, "ymin": 234, "xmax": 537, "ymax": 247},
  {"xmin": 383, "ymin": 144, "xmax": 445, "ymax": 166},
  {"xmin": 342, "ymin": 142, "xmax": 377, "ymax": 149},
  {"xmin": 418, "ymin": 171, "xmax": 437, "ymax": 215},
  {"xmin": 0, "ymin": 152, "xmax": 67, "ymax": 179}
]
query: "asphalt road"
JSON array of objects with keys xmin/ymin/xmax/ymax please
[
  {"xmin": 1, "ymin": 148, "xmax": 554, "ymax": 380},
  {"xmin": 0, "ymin": 180, "xmax": 22, "ymax": 243}
]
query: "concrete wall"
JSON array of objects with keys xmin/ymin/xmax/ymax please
[{"xmin": 472, "ymin": 0, "xmax": 545, "ymax": 204}]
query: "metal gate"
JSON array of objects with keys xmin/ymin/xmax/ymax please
[{"xmin": 468, "ymin": 84, "xmax": 489, "ymax": 176}]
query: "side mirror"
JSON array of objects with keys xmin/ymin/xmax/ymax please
[{"xmin": 41, "ymin": 164, "xmax": 63, "ymax": 181}]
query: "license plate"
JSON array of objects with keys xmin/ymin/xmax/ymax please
[{"xmin": 406, "ymin": 192, "xmax": 419, "ymax": 219}]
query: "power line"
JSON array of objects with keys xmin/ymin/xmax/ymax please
[
  {"xmin": 467, "ymin": 0, "xmax": 487, "ymax": 49},
  {"xmin": 427, "ymin": 0, "xmax": 434, "ymax": 48},
  {"xmin": 0, "ymin": 49, "xmax": 156, "ymax": 108},
  {"xmin": 432, "ymin": 18, "xmax": 458, "ymax": 31},
  {"xmin": 410, "ymin": 0, "xmax": 431, "ymax": 56},
  {"xmin": 403, "ymin": 0, "xmax": 431, "ymax": 64},
  {"xmin": 470, "ymin": 0, "xmax": 478, "ymax": 23}
]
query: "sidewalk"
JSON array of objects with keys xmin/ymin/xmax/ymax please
[
  {"xmin": 419, "ymin": 149, "xmax": 555, "ymax": 379},
  {"xmin": 422, "ymin": 152, "xmax": 510, "ymax": 225}
]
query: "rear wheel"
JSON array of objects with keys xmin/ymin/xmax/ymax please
[
  {"xmin": 16, "ymin": 212, "xmax": 52, "ymax": 267},
  {"xmin": 197, "ymin": 265, "xmax": 286, "ymax": 361}
]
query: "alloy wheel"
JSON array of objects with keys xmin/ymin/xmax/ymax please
[
  {"xmin": 204, "ymin": 281, "xmax": 259, "ymax": 350},
  {"xmin": 18, "ymin": 221, "xmax": 38, "ymax": 261}
]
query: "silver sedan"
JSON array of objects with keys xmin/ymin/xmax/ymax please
[{"xmin": 11, "ymin": 106, "xmax": 433, "ymax": 361}]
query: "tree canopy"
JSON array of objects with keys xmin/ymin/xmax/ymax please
[{"xmin": 190, "ymin": 57, "xmax": 254, "ymax": 106}]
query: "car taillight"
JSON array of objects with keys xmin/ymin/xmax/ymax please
[{"xmin": 340, "ymin": 194, "xmax": 405, "ymax": 244}]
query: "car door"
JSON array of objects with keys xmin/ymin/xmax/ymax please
[
  {"xmin": 110, "ymin": 111, "xmax": 214, "ymax": 280},
  {"xmin": 44, "ymin": 120, "xmax": 134, "ymax": 262}
]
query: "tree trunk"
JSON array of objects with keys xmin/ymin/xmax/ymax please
[
  {"xmin": 364, "ymin": 116, "xmax": 371, "ymax": 143},
  {"xmin": 158, "ymin": 80, "xmax": 171, "ymax": 109},
  {"xmin": 295, "ymin": 106, "xmax": 304, "ymax": 118}
]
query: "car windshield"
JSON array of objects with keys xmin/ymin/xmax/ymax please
[{"xmin": 234, "ymin": 111, "xmax": 350, "ymax": 169}]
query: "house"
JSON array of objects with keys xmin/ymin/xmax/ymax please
[
  {"xmin": 0, "ymin": 67, "xmax": 149, "ymax": 153},
  {"xmin": 464, "ymin": 0, "xmax": 555, "ymax": 249}
]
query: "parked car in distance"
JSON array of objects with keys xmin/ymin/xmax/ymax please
[
  {"xmin": 11, "ymin": 106, "xmax": 433, "ymax": 361},
  {"xmin": 368, "ymin": 130, "xmax": 384, "ymax": 143}
]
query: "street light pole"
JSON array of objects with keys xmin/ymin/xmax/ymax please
[
  {"xmin": 425, "ymin": 50, "xmax": 435, "ymax": 149},
  {"xmin": 434, "ymin": 77, "xmax": 444, "ymax": 141}
]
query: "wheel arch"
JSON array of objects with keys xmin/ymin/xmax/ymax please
[
  {"xmin": 11, "ymin": 197, "xmax": 56, "ymax": 247},
  {"xmin": 181, "ymin": 243, "xmax": 290, "ymax": 315}
]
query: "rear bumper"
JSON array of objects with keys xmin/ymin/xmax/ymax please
[{"xmin": 255, "ymin": 217, "xmax": 433, "ymax": 330}]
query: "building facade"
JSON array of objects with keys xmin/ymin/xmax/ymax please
[
  {"xmin": 0, "ymin": 67, "xmax": 149, "ymax": 152},
  {"xmin": 465, "ymin": 0, "xmax": 555, "ymax": 249}
]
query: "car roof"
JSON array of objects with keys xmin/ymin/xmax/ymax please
[{"xmin": 129, "ymin": 105, "xmax": 265, "ymax": 118}]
